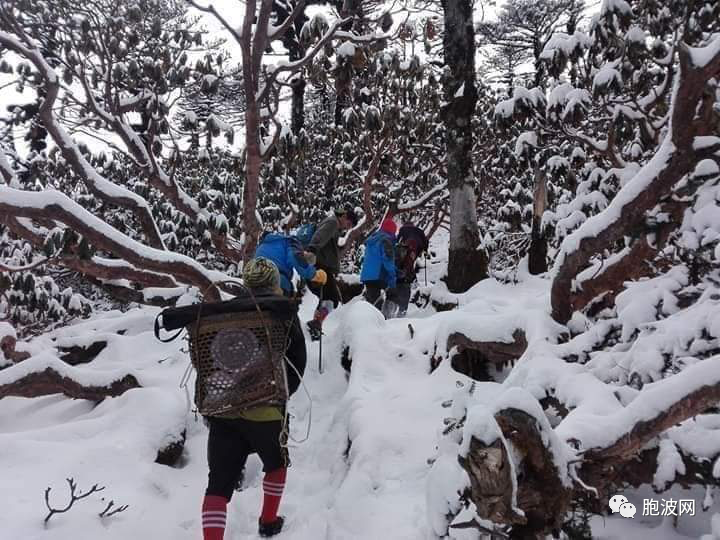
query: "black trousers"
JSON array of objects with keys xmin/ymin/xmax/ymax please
[
  {"xmin": 307, "ymin": 267, "xmax": 342, "ymax": 309},
  {"xmin": 363, "ymin": 280, "xmax": 385, "ymax": 308},
  {"xmin": 387, "ymin": 282, "xmax": 412, "ymax": 316},
  {"xmin": 205, "ymin": 416, "xmax": 288, "ymax": 500}
]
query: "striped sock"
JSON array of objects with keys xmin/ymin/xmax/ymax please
[
  {"xmin": 202, "ymin": 495, "xmax": 228, "ymax": 540},
  {"xmin": 260, "ymin": 468, "xmax": 287, "ymax": 524}
]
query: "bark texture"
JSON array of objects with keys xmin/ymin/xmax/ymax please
[
  {"xmin": 460, "ymin": 379, "xmax": 720, "ymax": 537},
  {"xmin": 442, "ymin": 0, "xmax": 488, "ymax": 292},
  {"xmin": 0, "ymin": 367, "xmax": 141, "ymax": 400},
  {"xmin": 527, "ymin": 168, "xmax": 548, "ymax": 275}
]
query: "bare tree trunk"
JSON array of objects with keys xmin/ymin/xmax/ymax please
[
  {"xmin": 441, "ymin": 0, "xmax": 488, "ymax": 293},
  {"xmin": 528, "ymin": 167, "xmax": 548, "ymax": 274},
  {"xmin": 333, "ymin": 0, "xmax": 363, "ymax": 126},
  {"xmin": 243, "ymin": 130, "xmax": 262, "ymax": 261},
  {"xmin": 334, "ymin": 78, "xmax": 351, "ymax": 126},
  {"xmin": 291, "ymin": 76, "xmax": 306, "ymax": 135},
  {"xmin": 533, "ymin": 36, "xmax": 545, "ymax": 89},
  {"xmin": 239, "ymin": 0, "xmax": 265, "ymax": 262},
  {"xmin": 275, "ymin": 1, "xmax": 308, "ymax": 135}
]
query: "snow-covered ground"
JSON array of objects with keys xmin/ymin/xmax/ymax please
[{"xmin": 2, "ymin": 252, "xmax": 719, "ymax": 539}]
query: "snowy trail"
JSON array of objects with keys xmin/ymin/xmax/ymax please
[
  {"xmin": 220, "ymin": 293, "xmax": 353, "ymax": 539},
  {"xmin": 0, "ymin": 275, "xmax": 553, "ymax": 540},
  {"xmin": 0, "ymin": 291, "xmax": 453, "ymax": 540},
  {"xmin": 4, "ymin": 271, "xmax": 713, "ymax": 539},
  {"xmin": 218, "ymin": 294, "xmax": 451, "ymax": 540}
]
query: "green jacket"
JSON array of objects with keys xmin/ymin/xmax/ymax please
[
  {"xmin": 215, "ymin": 405, "xmax": 283, "ymax": 421},
  {"xmin": 308, "ymin": 214, "xmax": 342, "ymax": 273}
]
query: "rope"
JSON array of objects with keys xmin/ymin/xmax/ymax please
[
  {"xmin": 282, "ymin": 352, "xmax": 313, "ymax": 445},
  {"xmin": 318, "ymin": 284, "xmax": 324, "ymax": 374},
  {"xmin": 179, "ymin": 359, "xmax": 194, "ymax": 414}
]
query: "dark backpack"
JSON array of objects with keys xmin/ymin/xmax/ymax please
[
  {"xmin": 395, "ymin": 238, "xmax": 418, "ymax": 279},
  {"xmin": 294, "ymin": 223, "xmax": 316, "ymax": 248}
]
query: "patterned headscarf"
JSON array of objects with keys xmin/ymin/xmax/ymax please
[{"xmin": 242, "ymin": 257, "xmax": 280, "ymax": 291}]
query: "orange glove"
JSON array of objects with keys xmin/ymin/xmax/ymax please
[{"xmin": 311, "ymin": 269, "xmax": 328, "ymax": 285}]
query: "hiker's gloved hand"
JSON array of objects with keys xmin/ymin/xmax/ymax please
[
  {"xmin": 304, "ymin": 251, "xmax": 317, "ymax": 266},
  {"xmin": 311, "ymin": 269, "xmax": 327, "ymax": 285}
]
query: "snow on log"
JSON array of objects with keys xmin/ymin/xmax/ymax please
[
  {"xmin": 567, "ymin": 190, "xmax": 688, "ymax": 316},
  {"xmin": 57, "ymin": 341, "xmax": 108, "ymax": 366},
  {"xmin": 0, "ymin": 353, "xmax": 141, "ymax": 400},
  {"xmin": 581, "ymin": 356, "xmax": 720, "ymax": 460},
  {"xmin": 460, "ymin": 408, "xmax": 572, "ymax": 537},
  {"xmin": 550, "ymin": 42, "xmax": 720, "ymax": 324},
  {"xmin": 436, "ymin": 357, "xmax": 720, "ymax": 536},
  {"xmin": 62, "ymin": 256, "xmax": 179, "ymax": 289},
  {"xmin": 156, "ymin": 429, "xmax": 186, "ymax": 467},
  {"xmin": 448, "ymin": 329, "xmax": 528, "ymax": 366},
  {"xmin": 0, "ymin": 186, "xmax": 222, "ymax": 301},
  {"xmin": 336, "ymin": 274, "xmax": 364, "ymax": 302},
  {"xmin": 0, "ymin": 367, "xmax": 140, "ymax": 400},
  {"xmin": 447, "ymin": 330, "xmax": 527, "ymax": 380}
]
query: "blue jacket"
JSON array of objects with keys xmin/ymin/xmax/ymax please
[
  {"xmin": 360, "ymin": 231, "xmax": 397, "ymax": 289},
  {"xmin": 255, "ymin": 233, "xmax": 317, "ymax": 293}
]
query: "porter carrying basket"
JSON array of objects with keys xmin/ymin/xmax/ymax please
[{"xmin": 156, "ymin": 294, "xmax": 295, "ymax": 417}]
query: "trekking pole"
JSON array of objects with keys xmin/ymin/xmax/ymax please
[
  {"xmin": 424, "ymin": 252, "xmax": 428, "ymax": 286},
  {"xmin": 318, "ymin": 284, "xmax": 324, "ymax": 374}
]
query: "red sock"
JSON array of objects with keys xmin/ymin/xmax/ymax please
[
  {"xmin": 260, "ymin": 468, "xmax": 287, "ymax": 524},
  {"xmin": 202, "ymin": 495, "xmax": 228, "ymax": 540}
]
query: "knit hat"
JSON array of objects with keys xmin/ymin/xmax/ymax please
[
  {"xmin": 380, "ymin": 218, "xmax": 397, "ymax": 235},
  {"xmin": 243, "ymin": 257, "xmax": 280, "ymax": 291}
]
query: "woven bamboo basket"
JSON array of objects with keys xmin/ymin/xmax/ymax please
[{"xmin": 188, "ymin": 310, "xmax": 289, "ymax": 417}]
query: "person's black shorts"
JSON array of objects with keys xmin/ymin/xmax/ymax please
[{"xmin": 205, "ymin": 416, "xmax": 288, "ymax": 500}]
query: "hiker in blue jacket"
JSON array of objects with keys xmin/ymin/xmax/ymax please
[
  {"xmin": 255, "ymin": 232, "xmax": 327, "ymax": 296},
  {"xmin": 360, "ymin": 218, "xmax": 397, "ymax": 317}
]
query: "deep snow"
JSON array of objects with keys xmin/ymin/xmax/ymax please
[{"xmin": 2, "ymin": 252, "xmax": 720, "ymax": 539}]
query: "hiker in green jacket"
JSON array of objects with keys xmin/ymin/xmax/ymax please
[{"xmin": 306, "ymin": 205, "xmax": 358, "ymax": 340}]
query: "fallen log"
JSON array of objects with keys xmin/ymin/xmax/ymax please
[
  {"xmin": 569, "ymin": 198, "xmax": 685, "ymax": 318},
  {"xmin": 0, "ymin": 367, "xmax": 141, "ymax": 400},
  {"xmin": 447, "ymin": 330, "xmax": 528, "ymax": 381},
  {"xmin": 58, "ymin": 341, "xmax": 107, "ymax": 366},
  {"xmin": 459, "ymin": 409, "xmax": 571, "ymax": 539},
  {"xmin": 458, "ymin": 362, "xmax": 720, "ymax": 537}
]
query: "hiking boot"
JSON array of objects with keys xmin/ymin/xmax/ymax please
[
  {"xmin": 258, "ymin": 516, "xmax": 284, "ymax": 537},
  {"xmin": 307, "ymin": 319, "xmax": 322, "ymax": 341}
]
